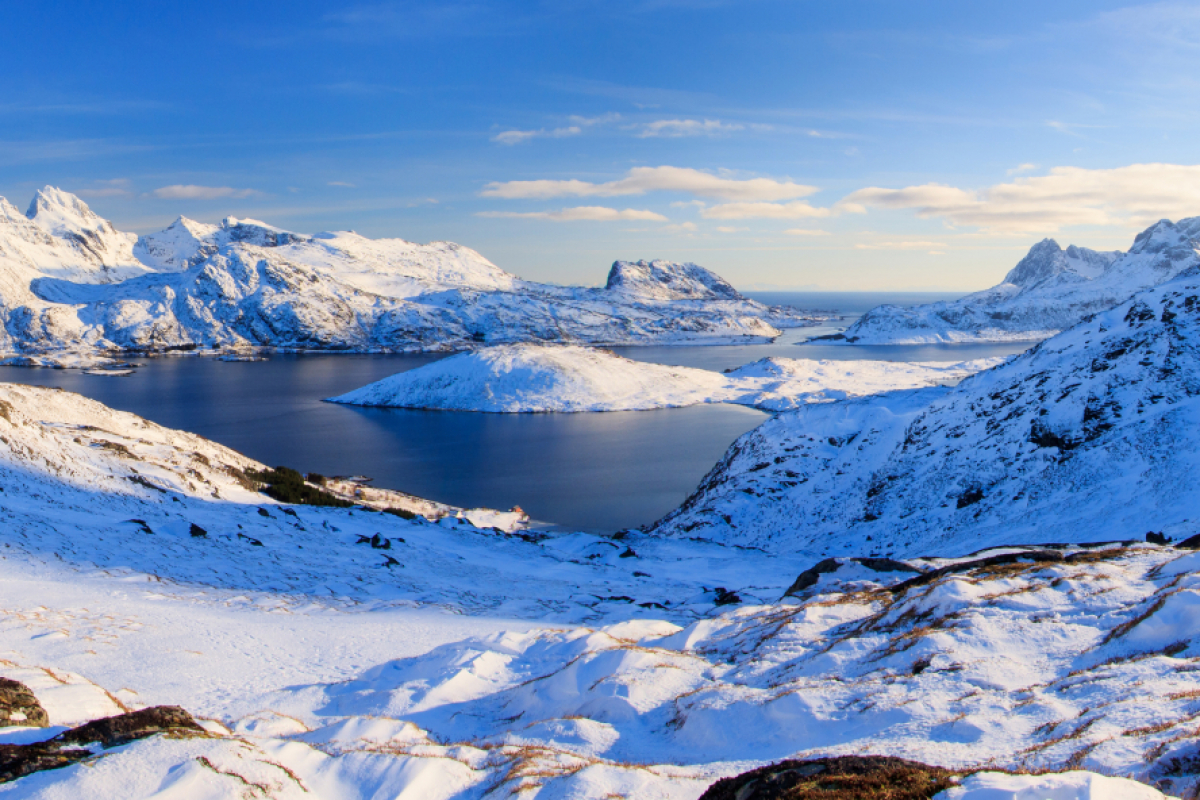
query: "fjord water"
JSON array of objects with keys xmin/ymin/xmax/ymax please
[{"xmin": 1, "ymin": 292, "xmax": 1033, "ymax": 531}]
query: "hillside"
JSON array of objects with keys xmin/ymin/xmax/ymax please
[{"xmin": 654, "ymin": 268, "xmax": 1200, "ymax": 556}]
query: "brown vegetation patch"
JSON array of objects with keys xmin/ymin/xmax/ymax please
[{"xmin": 698, "ymin": 755, "xmax": 957, "ymax": 800}]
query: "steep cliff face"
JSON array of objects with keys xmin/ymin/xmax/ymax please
[
  {"xmin": 0, "ymin": 188, "xmax": 825, "ymax": 354},
  {"xmin": 838, "ymin": 217, "xmax": 1200, "ymax": 344},
  {"xmin": 654, "ymin": 269, "xmax": 1200, "ymax": 556}
]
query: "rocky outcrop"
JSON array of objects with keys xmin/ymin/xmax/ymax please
[
  {"xmin": 0, "ymin": 705, "xmax": 205, "ymax": 784},
  {"xmin": 0, "ymin": 679, "xmax": 48, "ymax": 728},
  {"xmin": 697, "ymin": 756, "xmax": 957, "ymax": 800}
]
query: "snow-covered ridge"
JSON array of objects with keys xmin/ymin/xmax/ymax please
[
  {"xmin": 0, "ymin": 187, "xmax": 829, "ymax": 356},
  {"xmin": 654, "ymin": 267, "xmax": 1200, "ymax": 556},
  {"xmin": 834, "ymin": 215, "xmax": 1200, "ymax": 344},
  {"xmin": 329, "ymin": 343, "xmax": 1004, "ymax": 412}
]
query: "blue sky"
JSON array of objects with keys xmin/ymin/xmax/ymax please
[{"xmin": 3, "ymin": 0, "xmax": 1199, "ymax": 290}]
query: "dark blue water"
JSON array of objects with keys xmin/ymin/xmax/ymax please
[
  {"xmin": 0, "ymin": 291, "xmax": 1035, "ymax": 531},
  {"xmin": 2, "ymin": 354, "xmax": 766, "ymax": 532}
]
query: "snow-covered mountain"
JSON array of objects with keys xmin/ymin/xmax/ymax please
[
  {"xmin": 654, "ymin": 267, "xmax": 1200, "ymax": 556},
  {"xmin": 834, "ymin": 216, "xmax": 1200, "ymax": 344},
  {"xmin": 329, "ymin": 342, "xmax": 1002, "ymax": 412},
  {"xmin": 0, "ymin": 187, "xmax": 824, "ymax": 355}
]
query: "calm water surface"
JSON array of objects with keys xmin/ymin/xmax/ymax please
[{"xmin": 2, "ymin": 291, "xmax": 1035, "ymax": 531}]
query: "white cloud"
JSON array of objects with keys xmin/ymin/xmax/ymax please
[
  {"xmin": 152, "ymin": 184, "xmax": 261, "ymax": 200},
  {"xmin": 482, "ymin": 166, "xmax": 817, "ymax": 202},
  {"xmin": 701, "ymin": 200, "xmax": 833, "ymax": 220},
  {"xmin": 492, "ymin": 126, "xmax": 582, "ymax": 145},
  {"xmin": 477, "ymin": 206, "xmax": 668, "ymax": 222},
  {"xmin": 1007, "ymin": 163, "xmax": 1038, "ymax": 176},
  {"xmin": 842, "ymin": 163, "xmax": 1200, "ymax": 233},
  {"xmin": 855, "ymin": 240, "xmax": 949, "ymax": 250},
  {"xmin": 784, "ymin": 228, "xmax": 831, "ymax": 236},
  {"xmin": 636, "ymin": 119, "xmax": 744, "ymax": 138},
  {"xmin": 328, "ymin": 181, "xmax": 356, "ymax": 187},
  {"xmin": 716, "ymin": 226, "xmax": 747, "ymax": 233}
]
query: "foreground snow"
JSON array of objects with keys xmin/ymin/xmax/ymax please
[
  {"xmin": 0, "ymin": 187, "xmax": 827, "ymax": 357},
  {"xmin": 329, "ymin": 343, "xmax": 1003, "ymax": 412},
  {"xmin": 0, "ymin": 381, "xmax": 1198, "ymax": 796},
  {"xmin": 833, "ymin": 215, "xmax": 1200, "ymax": 344}
]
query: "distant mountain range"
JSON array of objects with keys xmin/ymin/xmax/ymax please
[
  {"xmin": 0, "ymin": 187, "xmax": 822, "ymax": 356},
  {"xmin": 830, "ymin": 216, "xmax": 1200, "ymax": 344}
]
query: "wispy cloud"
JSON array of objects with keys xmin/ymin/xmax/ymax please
[
  {"xmin": 492, "ymin": 126, "xmax": 582, "ymax": 145},
  {"xmin": 477, "ymin": 206, "xmax": 667, "ymax": 222},
  {"xmin": 1007, "ymin": 163, "xmax": 1038, "ymax": 175},
  {"xmin": 842, "ymin": 162, "xmax": 1200, "ymax": 233},
  {"xmin": 784, "ymin": 228, "xmax": 831, "ymax": 236},
  {"xmin": 635, "ymin": 118, "xmax": 746, "ymax": 138},
  {"xmin": 483, "ymin": 166, "xmax": 816, "ymax": 201},
  {"xmin": 491, "ymin": 113, "xmax": 619, "ymax": 145},
  {"xmin": 328, "ymin": 181, "xmax": 356, "ymax": 188},
  {"xmin": 152, "ymin": 185, "xmax": 263, "ymax": 200},
  {"xmin": 701, "ymin": 200, "xmax": 834, "ymax": 220}
]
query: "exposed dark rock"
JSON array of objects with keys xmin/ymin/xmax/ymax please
[
  {"xmin": 370, "ymin": 534, "xmax": 391, "ymax": 550},
  {"xmin": 697, "ymin": 755, "xmax": 957, "ymax": 800},
  {"xmin": 0, "ymin": 679, "xmax": 48, "ymax": 728},
  {"xmin": 0, "ymin": 706, "xmax": 205, "ymax": 784},
  {"xmin": 714, "ymin": 588, "xmax": 741, "ymax": 605},
  {"xmin": 1177, "ymin": 533, "xmax": 1200, "ymax": 550},
  {"xmin": 188, "ymin": 523, "xmax": 207, "ymax": 538},
  {"xmin": 57, "ymin": 706, "xmax": 203, "ymax": 748}
]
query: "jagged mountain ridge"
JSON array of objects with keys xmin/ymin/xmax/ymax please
[
  {"xmin": 836, "ymin": 216, "xmax": 1200, "ymax": 344},
  {"xmin": 653, "ymin": 269, "xmax": 1200, "ymax": 556},
  {"xmin": 0, "ymin": 187, "xmax": 820, "ymax": 354}
]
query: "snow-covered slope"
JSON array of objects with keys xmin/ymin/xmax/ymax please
[
  {"xmin": 836, "ymin": 216, "xmax": 1200, "ymax": 344},
  {"xmin": 329, "ymin": 343, "xmax": 1003, "ymax": 412},
  {"xmin": 1, "ymin": 381, "xmax": 1200, "ymax": 796},
  {"xmin": 654, "ymin": 268, "xmax": 1200, "ymax": 556},
  {"xmin": 0, "ymin": 188, "xmax": 826, "ymax": 355}
]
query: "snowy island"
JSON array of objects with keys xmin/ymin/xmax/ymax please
[{"xmin": 328, "ymin": 342, "xmax": 1003, "ymax": 412}]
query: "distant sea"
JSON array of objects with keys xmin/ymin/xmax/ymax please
[{"xmin": 745, "ymin": 291, "xmax": 966, "ymax": 316}]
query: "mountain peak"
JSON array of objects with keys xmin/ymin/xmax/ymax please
[
  {"xmin": 605, "ymin": 259, "xmax": 743, "ymax": 301},
  {"xmin": 25, "ymin": 186, "xmax": 100, "ymax": 230}
]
